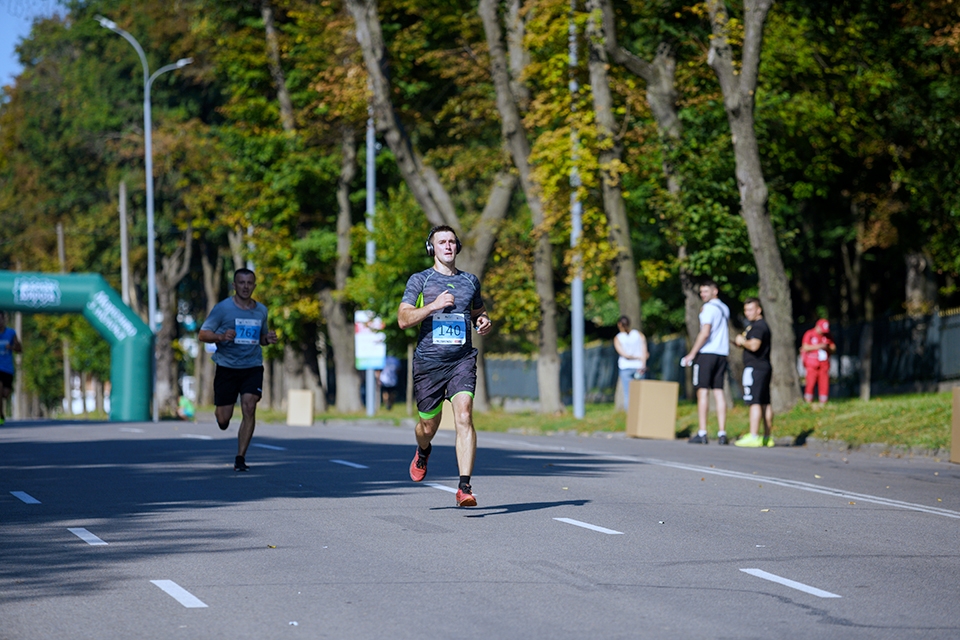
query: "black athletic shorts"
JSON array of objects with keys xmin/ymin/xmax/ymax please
[
  {"xmin": 742, "ymin": 362, "xmax": 772, "ymax": 405},
  {"xmin": 0, "ymin": 371, "xmax": 12, "ymax": 388},
  {"xmin": 693, "ymin": 353, "xmax": 727, "ymax": 390},
  {"xmin": 413, "ymin": 350, "xmax": 478, "ymax": 419},
  {"xmin": 213, "ymin": 365, "xmax": 264, "ymax": 407}
]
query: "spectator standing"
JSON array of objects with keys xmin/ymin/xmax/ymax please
[
  {"xmin": 801, "ymin": 319, "xmax": 835, "ymax": 405},
  {"xmin": 379, "ymin": 355, "xmax": 401, "ymax": 410},
  {"xmin": 681, "ymin": 280, "xmax": 731, "ymax": 444},
  {"xmin": 613, "ymin": 316, "xmax": 648, "ymax": 409},
  {"xmin": 734, "ymin": 297, "xmax": 774, "ymax": 447}
]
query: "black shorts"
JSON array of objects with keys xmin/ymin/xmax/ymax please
[
  {"xmin": 213, "ymin": 365, "xmax": 264, "ymax": 407},
  {"xmin": 413, "ymin": 350, "xmax": 478, "ymax": 418},
  {"xmin": 693, "ymin": 353, "xmax": 727, "ymax": 390},
  {"xmin": 742, "ymin": 362, "xmax": 772, "ymax": 405},
  {"xmin": 0, "ymin": 371, "xmax": 12, "ymax": 389}
]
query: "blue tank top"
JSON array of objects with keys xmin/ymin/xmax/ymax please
[{"xmin": 0, "ymin": 327, "xmax": 16, "ymax": 374}]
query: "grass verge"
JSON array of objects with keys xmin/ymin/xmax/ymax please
[{"xmin": 212, "ymin": 391, "xmax": 953, "ymax": 452}]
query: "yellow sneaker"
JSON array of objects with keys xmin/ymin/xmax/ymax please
[{"xmin": 735, "ymin": 434, "xmax": 763, "ymax": 448}]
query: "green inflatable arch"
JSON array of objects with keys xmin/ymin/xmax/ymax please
[{"xmin": 0, "ymin": 272, "xmax": 153, "ymax": 421}]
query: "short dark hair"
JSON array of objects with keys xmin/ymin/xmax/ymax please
[
  {"xmin": 617, "ymin": 315, "xmax": 631, "ymax": 328},
  {"xmin": 427, "ymin": 225, "xmax": 458, "ymax": 243},
  {"xmin": 744, "ymin": 296, "xmax": 761, "ymax": 307},
  {"xmin": 234, "ymin": 268, "xmax": 255, "ymax": 281},
  {"xmin": 700, "ymin": 278, "xmax": 718, "ymax": 289}
]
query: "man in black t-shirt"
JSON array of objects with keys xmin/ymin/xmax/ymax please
[{"xmin": 734, "ymin": 297, "xmax": 774, "ymax": 447}]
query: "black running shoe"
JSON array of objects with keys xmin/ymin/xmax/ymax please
[
  {"xmin": 234, "ymin": 455, "xmax": 249, "ymax": 472},
  {"xmin": 688, "ymin": 433, "xmax": 708, "ymax": 444},
  {"xmin": 718, "ymin": 434, "xmax": 729, "ymax": 445}
]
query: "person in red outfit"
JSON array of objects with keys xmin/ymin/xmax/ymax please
[{"xmin": 800, "ymin": 319, "xmax": 835, "ymax": 405}]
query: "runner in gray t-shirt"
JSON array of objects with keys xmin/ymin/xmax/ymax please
[
  {"xmin": 198, "ymin": 268, "xmax": 278, "ymax": 471},
  {"xmin": 397, "ymin": 225, "xmax": 492, "ymax": 507}
]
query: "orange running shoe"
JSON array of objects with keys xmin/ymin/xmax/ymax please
[
  {"xmin": 409, "ymin": 447, "xmax": 429, "ymax": 482},
  {"xmin": 456, "ymin": 485, "xmax": 477, "ymax": 507}
]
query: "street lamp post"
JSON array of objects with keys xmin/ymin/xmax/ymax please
[{"xmin": 97, "ymin": 16, "xmax": 191, "ymax": 421}]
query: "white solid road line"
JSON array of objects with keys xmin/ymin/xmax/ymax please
[
  {"xmin": 68, "ymin": 527, "xmax": 108, "ymax": 546},
  {"xmin": 647, "ymin": 459, "xmax": 960, "ymax": 520},
  {"xmin": 740, "ymin": 568, "xmax": 841, "ymax": 598},
  {"xmin": 496, "ymin": 438, "xmax": 960, "ymax": 521},
  {"xmin": 553, "ymin": 517, "xmax": 624, "ymax": 535},
  {"xmin": 182, "ymin": 434, "xmax": 213, "ymax": 440},
  {"xmin": 252, "ymin": 443, "xmax": 287, "ymax": 451},
  {"xmin": 330, "ymin": 459, "xmax": 369, "ymax": 469},
  {"xmin": 10, "ymin": 491, "xmax": 40, "ymax": 504},
  {"xmin": 150, "ymin": 580, "xmax": 208, "ymax": 608},
  {"xmin": 424, "ymin": 482, "xmax": 458, "ymax": 494}
]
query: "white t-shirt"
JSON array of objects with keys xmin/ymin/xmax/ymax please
[
  {"xmin": 617, "ymin": 329, "xmax": 646, "ymax": 370},
  {"xmin": 699, "ymin": 298, "xmax": 730, "ymax": 356}
]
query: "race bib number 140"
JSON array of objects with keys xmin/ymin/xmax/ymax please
[
  {"xmin": 432, "ymin": 313, "xmax": 466, "ymax": 345},
  {"xmin": 235, "ymin": 318, "xmax": 261, "ymax": 345}
]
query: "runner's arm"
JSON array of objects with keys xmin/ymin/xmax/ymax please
[
  {"xmin": 11, "ymin": 334, "xmax": 21, "ymax": 353},
  {"xmin": 471, "ymin": 306, "xmax": 492, "ymax": 336}
]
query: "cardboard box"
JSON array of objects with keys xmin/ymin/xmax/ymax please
[
  {"xmin": 951, "ymin": 387, "xmax": 960, "ymax": 464},
  {"xmin": 286, "ymin": 389, "xmax": 315, "ymax": 427},
  {"xmin": 626, "ymin": 379, "xmax": 679, "ymax": 440}
]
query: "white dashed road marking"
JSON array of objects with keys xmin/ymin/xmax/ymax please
[
  {"xmin": 252, "ymin": 443, "xmax": 287, "ymax": 451},
  {"xmin": 150, "ymin": 580, "xmax": 208, "ymax": 608},
  {"xmin": 68, "ymin": 528, "xmax": 108, "ymax": 546},
  {"xmin": 182, "ymin": 434, "xmax": 213, "ymax": 440},
  {"xmin": 11, "ymin": 491, "xmax": 40, "ymax": 504},
  {"xmin": 119, "ymin": 427, "xmax": 144, "ymax": 433},
  {"xmin": 330, "ymin": 459, "xmax": 368, "ymax": 469},
  {"xmin": 424, "ymin": 482, "xmax": 457, "ymax": 494},
  {"xmin": 553, "ymin": 517, "xmax": 624, "ymax": 535},
  {"xmin": 740, "ymin": 568, "xmax": 841, "ymax": 598}
]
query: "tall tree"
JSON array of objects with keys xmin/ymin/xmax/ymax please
[
  {"xmin": 704, "ymin": 0, "xmax": 800, "ymax": 411},
  {"xmin": 479, "ymin": 0, "xmax": 564, "ymax": 413},
  {"xmin": 345, "ymin": 0, "xmax": 518, "ymax": 411},
  {"xmin": 585, "ymin": 0, "xmax": 642, "ymax": 327}
]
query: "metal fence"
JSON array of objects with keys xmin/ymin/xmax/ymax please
[{"xmin": 483, "ymin": 308, "xmax": 960, "ymax": 404}]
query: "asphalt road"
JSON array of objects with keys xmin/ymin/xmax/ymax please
[{"xmin": 2, "ymin": 417, "xmax": 958, "ymax": 639}]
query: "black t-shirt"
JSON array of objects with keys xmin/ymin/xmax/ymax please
[{"xmin": 742, "ymin": 317, "xmax": 771, "ymax": 367}]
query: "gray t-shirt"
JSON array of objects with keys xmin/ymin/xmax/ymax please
[
  {"xmin": 200, "ymin": 298, "xmax": 269, "ymax": 368},
  {"xmin": 401, "ymin": 268, "xmax": 483, "ymax": 362}
]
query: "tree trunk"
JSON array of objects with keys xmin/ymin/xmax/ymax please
[
  {"xmin": 705, "ymin": 0, "xmax": 800, "ymax": 413},
  {"xmin": 479, "ymin": 0, "xmax": 564, "ymax": 413},
  {"xmin": 321, "ymin": 128, "xmax": 363, "ymax": 413},
  {"xmin": 199, "ymin": 241, "xmax": 223, "ymax": 406},
  {"xmin": 155, "ymin": 226, "xmax": 194, "ymax": 416},
  {"xmin": 905, "ymin": 252, "xmax": 937, "ymax": 318},
  {"xmin": 586, "ymin": 0, "xmax": 642, "ymax": 327},
  {"xmin": 859, "ymin": 283, "xmax": 876, "ymax": 401},
  {"xmin": 262, "ymin": 0, "xmax": 296, "ymax": 133},
  {"xmin": 347, "ymin": 0, "xmax": 518, "ymax": 411}
]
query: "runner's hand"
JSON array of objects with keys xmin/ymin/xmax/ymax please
[
  {"xmin": 432, "ymin": 291, "xmax": 455, "ymax": 311},
  {"xmin": 222, "ymin": 329, "xmax": 237, "ymax": 342},
  {"xmin": 475, "ymin": 314, "xmax": 492, "ymax": 336},
  {"xmin": 264, "ymin": 330, "xmax": 278, "ymax": 345}
]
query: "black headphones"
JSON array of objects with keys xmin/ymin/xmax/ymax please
[{"xmin": 425, "ymin": 226, "xmax": 462, "ymax": 257}]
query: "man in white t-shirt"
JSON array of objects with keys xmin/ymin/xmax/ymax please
[{"xmin": 681, "ymin": 279, "xmax": 731, "ymax": 444}]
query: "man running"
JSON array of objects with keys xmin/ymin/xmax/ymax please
[
  {"xmin": 0, "ymin": 311, "xmax": 22, "ymax": 425},
  {"xmin": 198, "ymin": 269, "xmax": 278, "ymax": 471},
  {"xmin": 734, "ymin": 297, "xmax": 774, "ymax": 447},
  {"xmin": 398, "ymin": 225, "xmax": 492, "ymax": 507}
]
